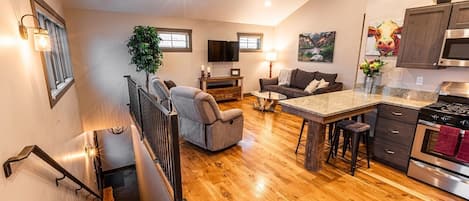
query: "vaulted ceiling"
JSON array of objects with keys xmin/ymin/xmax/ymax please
[{"xmin": 62, "ymin": 0, "xmax": 309, "ymax": 26}]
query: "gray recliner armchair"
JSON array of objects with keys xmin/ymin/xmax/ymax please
[
  {"xmin": 150, "ymin": 77, "xmax": 171, "ymax": 110},
  {"xmin": 170, "ymin": 86, "xmax": 243, "ymax": 151}
]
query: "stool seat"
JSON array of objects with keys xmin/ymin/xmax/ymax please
[
  {"xmin": 335, "ymin": 120, "xmax": 357, "ymax": 128},
  {"xmin": 344, "ymin": 122, "xmax": 370, "ymax": 133}
]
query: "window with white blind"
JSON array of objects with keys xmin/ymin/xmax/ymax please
[
  {"xmin": 238, "ymin": 33, "xmax": 263, "ymax": 52},
  {"xmin": 35, "ymin": 0, "xmax": 74, "ymax": 107},
  {"xmin": 157, "ymin": 28, "xmax": 192, "ymax": 52}
]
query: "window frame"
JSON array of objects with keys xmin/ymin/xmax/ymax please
[
  {"xmin": 31, "ymin": 0, "xmax": 74, "ymax": 108},
  {"xmin": 157, "ymin": 28, "xmax": 192, "ymax": 52},
  {"xmin": 237, "ymin": 32, "xmax": 264, "ymax": 52}
]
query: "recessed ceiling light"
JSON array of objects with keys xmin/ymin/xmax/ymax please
[{"xmin": 264, "ymin": 0, "xmax": 272, "ymax": 7}]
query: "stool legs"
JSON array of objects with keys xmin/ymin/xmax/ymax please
[
  {"xmin": 350, "ymin": 132, "xmax": 362, "ymax": 176},
  {"xmin": 327, "ymin": 125, "xmax": 341, "ymax": 163},
  {"xmin": 342, "ymin": 132, "xmax": 350, "ymax": 158},
  {"xmin": 297, "ymin": 120, "xmax": 335, "ymax": 154},
  {"xmin": 328, "ymin": 123, "xmax": 335, "ymax": 144},
  {"xmin": 365, "ymin": 131, "xmax": 371, "ymax": 168},
  {"xmin": 295, "ymin": 119, "xmax": 307, "ymax": 154}
]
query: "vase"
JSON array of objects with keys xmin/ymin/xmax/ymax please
[{"xmin": 364, "ymin": 76, "xmax": 375, "ymax": 94}]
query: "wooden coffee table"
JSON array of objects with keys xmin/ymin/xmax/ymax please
[{"xmin": 251, "ymin": 91, "xmax": 287, "ymax": 112}]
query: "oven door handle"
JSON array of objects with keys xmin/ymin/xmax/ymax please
[
  {"xmin": 418, "ymin": 120, "xmax": 466, "ymax": 135},
  {"xmin": 418, "ymin": 120, "xmax": 440, "ymax": 129}
]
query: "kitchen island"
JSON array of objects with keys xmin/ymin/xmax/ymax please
[{"xmin": 279, "ymin": 89, "xmax": 434, "ymax": 172}]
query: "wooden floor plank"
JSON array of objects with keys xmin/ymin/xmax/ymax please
[{"xmin": 180, "ymin": 97, "xmax": 463, "ymax": 201}]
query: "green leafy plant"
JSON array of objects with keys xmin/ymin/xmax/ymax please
[
  {"xmin": 360, "ymin": 57, "xmax": 386, "ymax": 77},
  {"xmin": 127, "ymin": 26, "xmax": 163, "ymax": 89}
]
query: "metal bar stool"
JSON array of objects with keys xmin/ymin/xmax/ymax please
[
  {"xmin": 295, "ymin": 114, "xmax": 366, "ymax": 154},
  {"xmin": 326, "ymin": 119, "xmax": 371, "ymax": 176}
]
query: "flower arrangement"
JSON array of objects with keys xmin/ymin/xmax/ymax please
[{"xmin": 360, "ymin": 58, "xmax": 386, "ymax": 77}]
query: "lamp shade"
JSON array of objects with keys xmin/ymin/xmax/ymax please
[
  {"xmin": 33, "ymin": 29, "xmax": 51, "ymax": 52},
  {"xmin": 265, "ymin": 51, "xmax": 277, "ymax": 62}
]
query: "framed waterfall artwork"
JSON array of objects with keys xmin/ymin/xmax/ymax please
[
  {"xmin": 366, "ymin": 19, "xmax": 403, "ymax": 56},
  {"xmin": 298, "ymin": 31, "xmax": 336, "ymax": 63}
]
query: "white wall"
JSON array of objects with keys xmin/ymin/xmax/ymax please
[
  {"xmin": 65, "ymin": 9, "xmax": 275, "ymax": 131},
  {"xmin": 0, "ymin": 0, "xmax": 96, "ymax": 200},
  {"xmin": 131, "ymin": 126, "xmax": 172, "ymax": 201},
  {"xmin": 97, "ymin": 129, "xmax": 134, "ymax": 172},
  {"xmin": 358, "ymin": 0, "xmax": 469, "ymax": 91},
  {"xmin": 274, "ymin": 0, "xmax": 367, "ymax": 89}
]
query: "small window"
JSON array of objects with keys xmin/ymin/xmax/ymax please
[
  {"xmin": 238, "ymin": 33, "xmax": 263, "ymax": 52},
  {"xmin": 34, "ymin": 0, "xmax": 74, "ymax": 107},
  {"xmin": 157, "ymin": 28, "xmax": 192, "ymax": 52}
]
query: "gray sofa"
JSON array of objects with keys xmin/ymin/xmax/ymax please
[
  {"xmin": 259, "ymin": 69, "xmax": 343, "ymax": 98},
  {"xmin": 170, "ymin": 86, "xmax": 243, "ymax": 151}
]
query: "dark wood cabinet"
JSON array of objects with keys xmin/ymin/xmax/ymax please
[
  {"xmin": 396, "ymin": 4, "xmax": 452, "ymax": 69},
  {"xmin": 373, "ymin": 104, "xmax": 419, "ymax": 172},
  {"xmin": 449, "ymin": 1, "xmax": 469, "ymax": 29},
  {"xmin": 199, "ymin": 76, "xmax": 243, "ymax": 101}
]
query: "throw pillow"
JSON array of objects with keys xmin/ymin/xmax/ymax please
[
  {"xmin": 315, "ymin": 72, "xmax": 337, "ymax": 84},
  {"xmin": 304, "ymin": 79, "xmax": 320, "ymax": 93},
  {"xmin": 164, "ymin": 80, "xmax": 177, "ymax": 89},
  {"xmin": 290, "ymin": 69, "xmax": 317, "ymax": 89},
  {"xmin": 317, "ymin": 79, "xmax": 330, "ymax": 89},
  {"xmin": 278, "ymin": 69, "xmax": 292, "ymax": 86}
]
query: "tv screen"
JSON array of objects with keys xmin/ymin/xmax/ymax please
[
  {"xmin": 208, "ymin": 40, "xmax": 239, "ymax": 62},
  {"xmin": 226, "ymin": 41, "xmax": 239, "ymax": 62}
]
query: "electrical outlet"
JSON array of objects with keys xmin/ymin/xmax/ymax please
[{"xmin": 416, "ymin": 76, "xmax": 424, "ymax": 86}]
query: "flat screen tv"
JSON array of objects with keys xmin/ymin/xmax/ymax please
[{"xmin": 208, "ymin": 40, "xmax": 239, "ymax": 62}]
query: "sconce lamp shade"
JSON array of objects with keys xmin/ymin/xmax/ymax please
[
  {"xmin": 33, "ymin": 29, "xmax": 51, "ymax": 52},
  {"xmin": 19, "ymin": 14, "xmax": 51, "ymax": 52},
  {"xmin": 85, "ymin": 145, "xmax": 97, "ymax": 157},
  {"xmin": 265, "ymin": 51, "xmax": 277, "ymax": 61}
]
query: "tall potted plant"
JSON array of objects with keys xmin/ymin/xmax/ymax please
[{"xmin": 127, "ymin": 26, "xmax": 163, "ymax": 90}]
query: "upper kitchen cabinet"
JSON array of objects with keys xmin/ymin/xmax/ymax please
[
  {"xmin": 396, "ymin": 4, "xmax": 452, "ymax": 69},
  {"xmin": 449, "ymin": 1, "xmax": 469, "ymax": 29}
]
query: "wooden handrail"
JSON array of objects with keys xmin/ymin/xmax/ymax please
[{"xmin": 3, "ymin": 145, "xmax": 102, "ymax": 200}]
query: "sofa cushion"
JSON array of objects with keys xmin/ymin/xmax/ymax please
[
  {"xmin": 263, "ymin": 85, "xmax": 310, "ymax": 98},
  {"xmin": 314, "ymin": 72, "xmax": 337, "ymax": 84},
  {"xmin": 282, "ymin": 87, "xmax": 311, "ymax": 98},
  {"xmin": 290, "ymin": 69, "xmax": 317, "ymax": 89}
]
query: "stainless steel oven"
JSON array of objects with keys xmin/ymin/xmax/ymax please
[
  {"xmin": 439, "ymin": 29, "xmax": 469, "ymax": 67},
  {"xmin": 408, "ymin": 120, "xmax": 469, "ymax": 199},
  {"xmin": 407, "ymin": 82, "xmax": 469, "ymax": 199}
]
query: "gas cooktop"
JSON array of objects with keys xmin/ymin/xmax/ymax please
[
  {"xmin": 426, "ymin": 102, "xmax": 469, "ymax": 115},
  {"xmin": 420, "ymin": 101, "xmax": 469, "ymax": 130}
]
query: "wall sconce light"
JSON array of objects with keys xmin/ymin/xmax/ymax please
[
  {"xmin": 85, "ymin": 145, "xmax": 97, "ymax": 157},
  {"xmin": 19, "ymin": 14, "xmax": 51, "ymax": 52}
]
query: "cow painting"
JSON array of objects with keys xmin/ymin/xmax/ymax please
[{"xmin": 366, "ymin": 20, "xmax": 403, "ymax": 56}]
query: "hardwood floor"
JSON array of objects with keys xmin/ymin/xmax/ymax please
[{"xmin": 179, "ymin": 97, "xmax": 463, "ymax": 201}]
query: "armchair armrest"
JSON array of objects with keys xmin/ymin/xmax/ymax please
[
  {"xmin": 313, "ymin": 82, "xmax": 343, "ymax": 95},
  {"xmin": 220, "ymin": 109, "xmax": 243, "ymax": 122},
  {"xmin": 259, "ymin": 77, "xmax": 278, "ymax": 91}
]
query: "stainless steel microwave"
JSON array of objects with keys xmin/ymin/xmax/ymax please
[{"xmin": 439, "ymin": 29, "xmax": 469, "ymax": 67}]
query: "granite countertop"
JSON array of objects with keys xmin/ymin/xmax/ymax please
[{"xmin": 279, "ymin": 89, "xmax": 435, "ymax": 117}]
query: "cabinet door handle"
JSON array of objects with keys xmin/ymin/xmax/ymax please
[
  {"xmin": 385, "ymin": 149, "xmax": 395, "ymax": 155},
  {"xmin": 392, "ymin": 112, "xmax": 403, "ymax": 116},
  {"xmin": 390, "ymin": 130, "xmax": 400, "ymax": 135}
]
